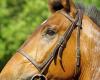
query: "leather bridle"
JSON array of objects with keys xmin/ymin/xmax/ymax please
[{"xmin": 17, "ymin": 9, "xmax": 83, "ymax": 80}]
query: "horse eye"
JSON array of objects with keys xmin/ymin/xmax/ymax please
[{"xmin": 45, "ymin": 28, "xmax": 56, "ymax": 36}]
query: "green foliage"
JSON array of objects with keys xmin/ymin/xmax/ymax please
[
  {"xmin": 76, "ymin": 0, "xmax": 100, "ymax": 9},
  {"xmin": 0, "ymin": 0, "xmax": 99, "ymax": 71},
  {"xmin": 0, "ymin": 0, "xmax": 49, "ymax": 71}
]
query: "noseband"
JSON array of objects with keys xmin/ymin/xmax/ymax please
[{"xmin": 17, "ymin": 9, "xmax": 83, "ymax": 80}]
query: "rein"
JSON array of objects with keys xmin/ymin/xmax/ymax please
[{"xmin": 17, "ymin": 9, "xmax": 83, "ymax": 80}]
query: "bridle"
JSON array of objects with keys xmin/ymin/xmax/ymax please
[{"xmin": 17, "ymin": 9, "xmax": 83, "ymax": 80}]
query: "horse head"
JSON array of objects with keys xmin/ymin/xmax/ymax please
[{"xmin": 0, "ymin": 0, "xmax": 100, "ymax": 80}]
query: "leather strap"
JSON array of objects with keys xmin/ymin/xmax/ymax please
[{"xmin": 74, "ymin": 9, "xmax": 83, "ymax": 78}]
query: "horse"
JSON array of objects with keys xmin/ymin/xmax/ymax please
[{"xmin": 0, "ymin": 0, "xmax": 100, "ymax": 80}]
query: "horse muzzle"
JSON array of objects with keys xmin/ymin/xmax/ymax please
[{"xmin": 31, "ymin": 74, "xmax": 47, "ymax": 80}]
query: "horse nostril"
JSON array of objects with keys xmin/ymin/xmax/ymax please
[{"xmin": 31, "ymin": 74, "xmax": 47, "ymax": 80}]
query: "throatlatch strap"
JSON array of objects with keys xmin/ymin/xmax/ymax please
[{"xmin": 74, "ymin": 9, "xmax": 83, "ymax": 78}]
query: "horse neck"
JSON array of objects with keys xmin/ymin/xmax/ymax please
[{"xmin": 80, "ymin": 15, "xmax": 100, "ymax": 80}]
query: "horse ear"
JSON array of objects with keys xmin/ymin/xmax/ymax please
[
  {"xmin": 48, "ymin": 0, "xmax": 77, "ymax": 16},
  {"xmin": 48, "ymin": 0, "xmax": 63, "ymax": 13}
]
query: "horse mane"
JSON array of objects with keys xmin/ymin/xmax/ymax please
[{"xmin": 76, "ymin": 3, "xmax": 100, "ymax": 27}]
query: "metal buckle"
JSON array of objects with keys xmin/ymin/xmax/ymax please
[{"xmin": 31, "ymin": 74, "xmax": 47, "ymax": 80}]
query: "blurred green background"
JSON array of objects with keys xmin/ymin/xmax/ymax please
[{"xmin": 0, "ymin": 0, "xmax": 100, "ymax": 71}]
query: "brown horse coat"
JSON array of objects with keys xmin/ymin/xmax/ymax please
[{"xmin": 0, "ymin": 0, "xmax": 100, "ymax": 80}]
